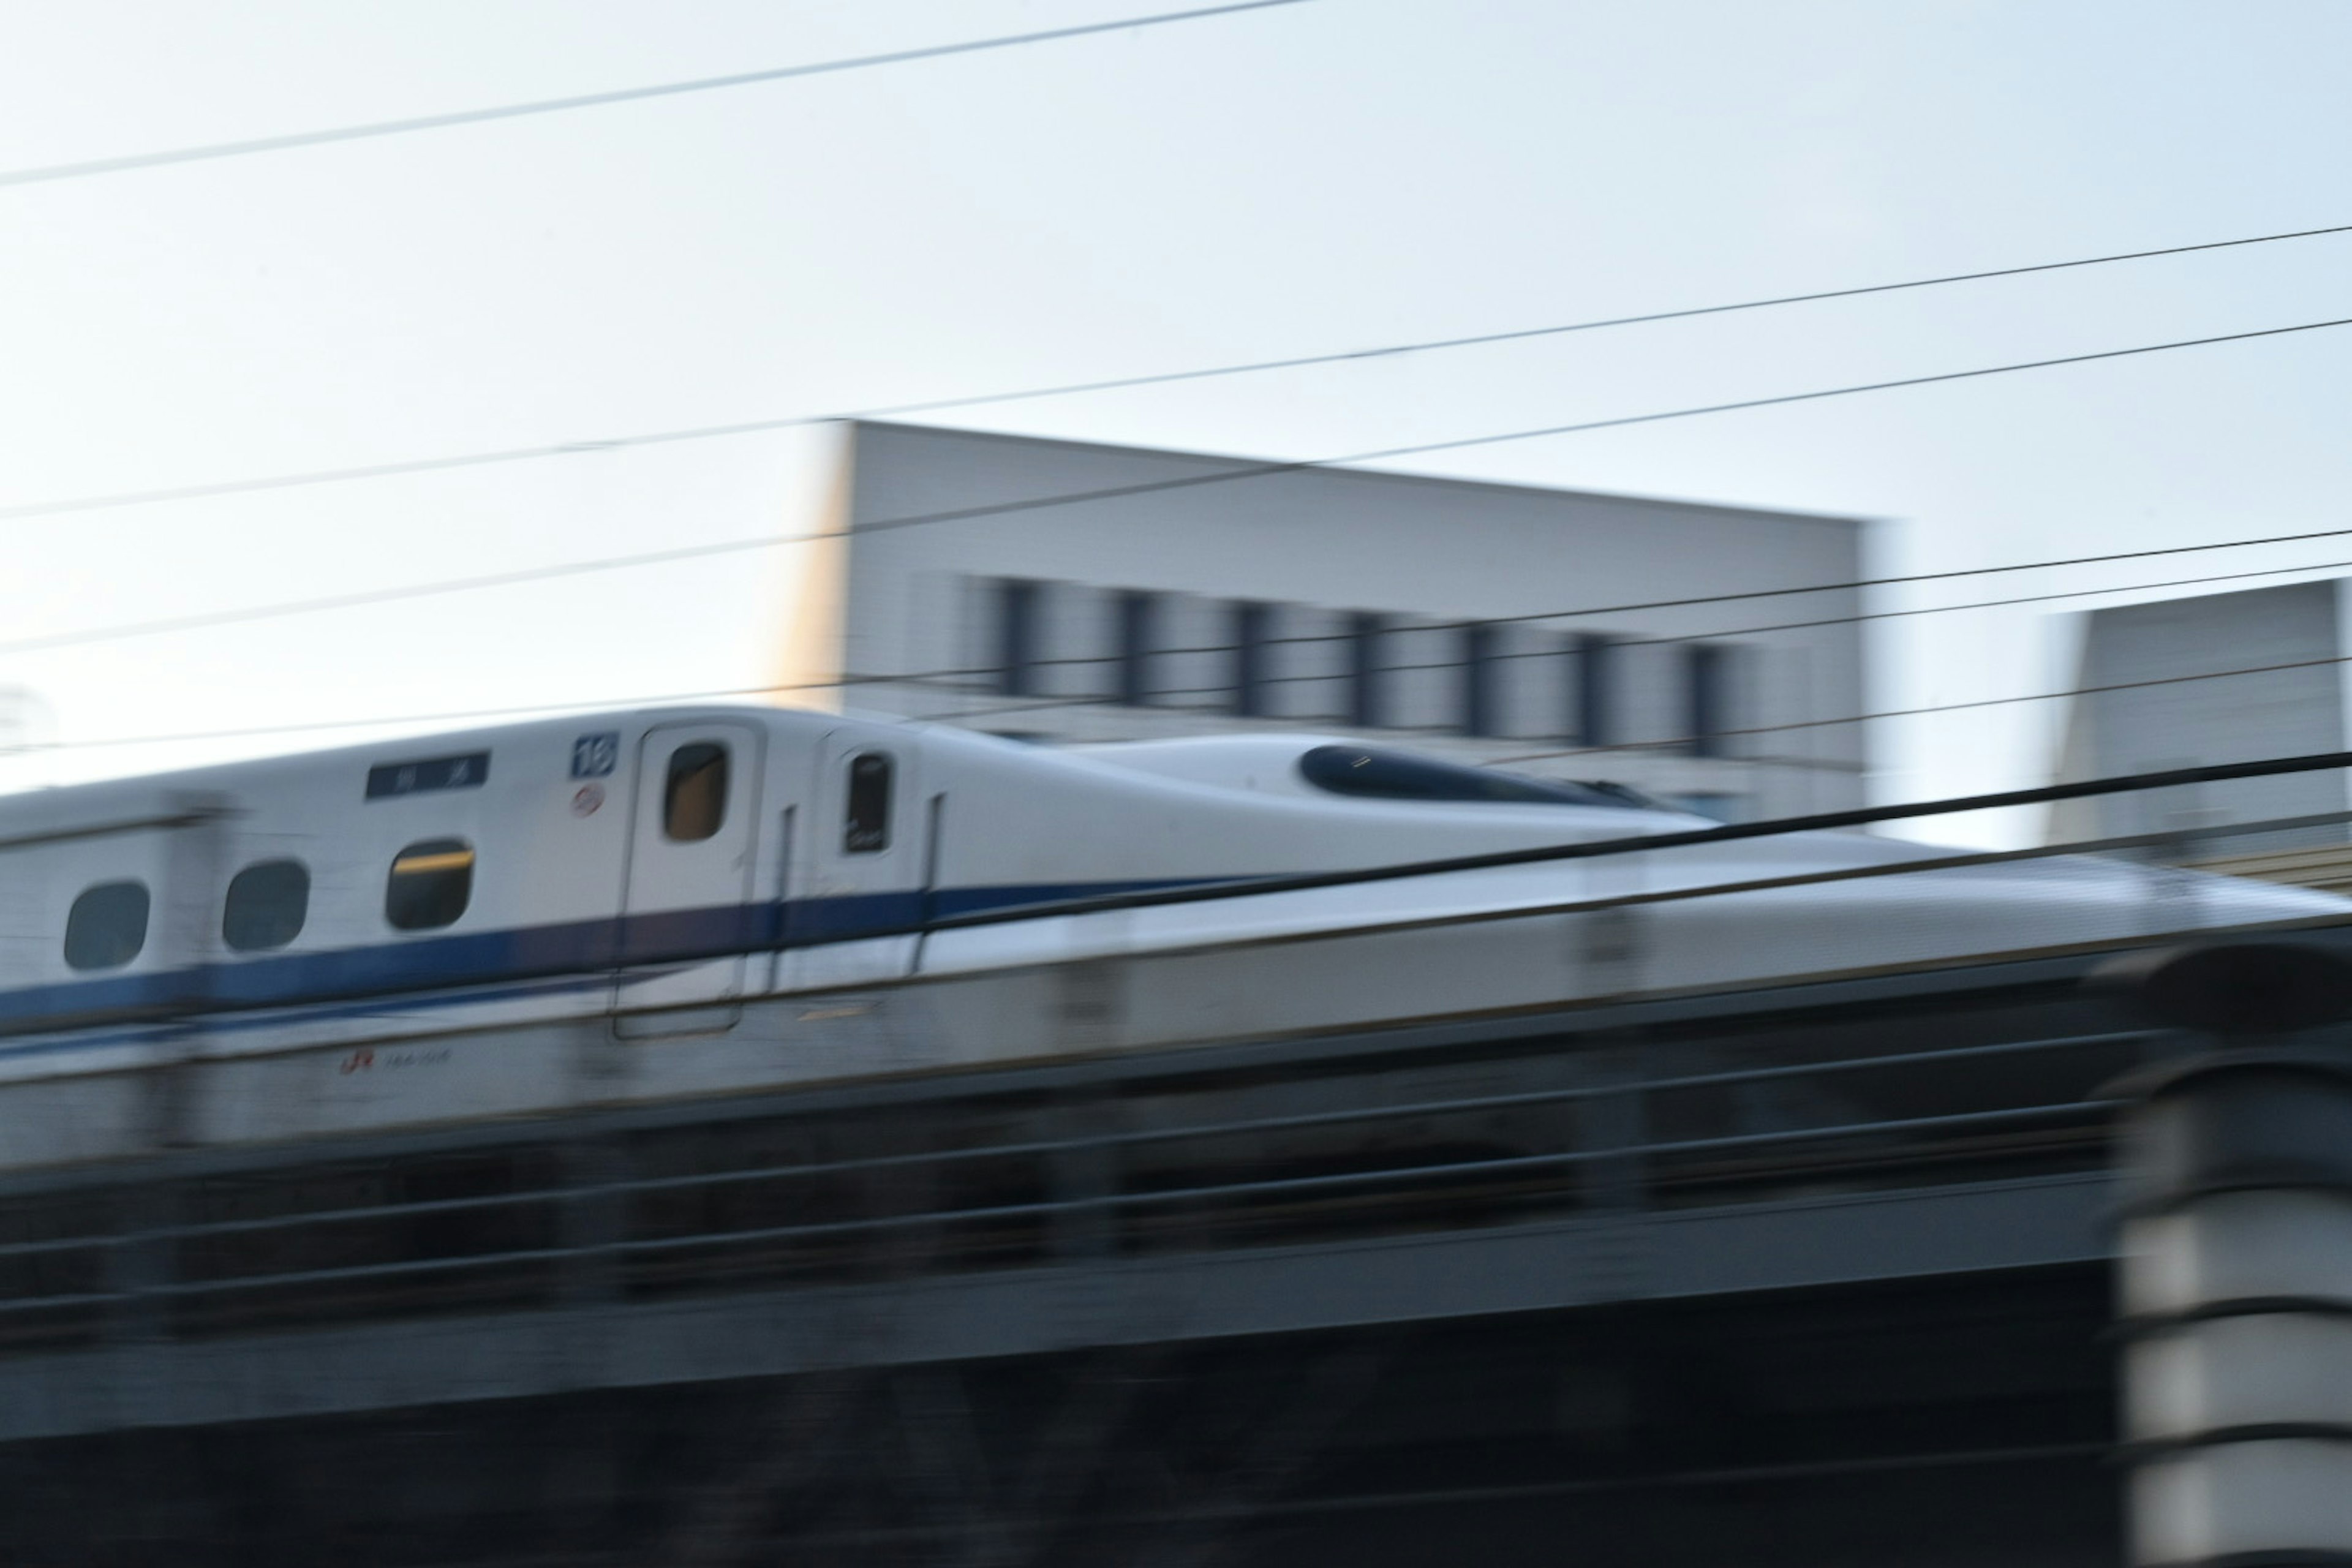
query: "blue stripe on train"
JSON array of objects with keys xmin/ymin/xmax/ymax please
[{"xmin": 0, "ymin": 876, "xmax": 1209, "ymax": 1042}]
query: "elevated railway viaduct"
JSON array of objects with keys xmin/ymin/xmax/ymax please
[{"xmin": 0, "ymin": 935, "xmax": 2173, "ymax": 1567}]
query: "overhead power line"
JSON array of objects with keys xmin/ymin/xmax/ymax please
[
  {"xmin": 908, "ymin": 637, "xmax": 2352, "ymax": 744},
  {"xmin": 7, "ymin": 502, "xmax": 2350, "ymax": 681},
  {"xmin": 9, "ymin": 536, "xmax": 2352, "ymax": 778},
  {"xmin": 7, "ymin": 223, "xmax": 2351, "ymax": 527},
  {"xmin": 889, "ymin": 548, "xmax": 2352, "ymax": 726},
  {"xmin": 12, "ymin": 515, "xmax": 2352, "ymax": 784},
  {"xmin": 6, "ymin": 312, "xmax": 2350, "ymax": 661},
  {"xmin": 915, "ymin": 750, "xmax": 2352, "ymax": 927},
  {"xmin": 825, "ymin": 314, "xmax": 2352, "ymax": 545},
  {"xmin": 0, "ymin": 1, "xmax": 1316, "ymax": 190},
  {"xmin": 880, "ymin": 220, "xmax": 2352, "ymax": 405},
  {"xmin": 1486, "ymin": 650, "xmax": 2352, "ymax": 766},
  {"xmin": 12, "ymin": 641, "xmax": 2352, "ymax": 767},
  {"xmin": 901, "ymin": 545, "xmax": 2352, "ymax": 690}
]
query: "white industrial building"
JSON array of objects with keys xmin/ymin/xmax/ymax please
[
  {"xmin": 2049, "ymin": 578, "xmax": 2351, "ymax": 862},
  {"xmin": 772, "ymin": 421, "xmax": 1872, "ymax": 821}
]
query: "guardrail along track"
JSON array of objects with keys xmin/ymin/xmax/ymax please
[{"xmin": 0, "ymin": 982, "xmax": 2154, "ymax": 1351}]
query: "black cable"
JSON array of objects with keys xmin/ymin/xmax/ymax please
[
  {"xmin": 1488, "ymin": 650, "xmax": 2352, "ymax": 766},
  {"xmin": 856, "ymin": 747, "xmax": 2352, "ymax": 933},
  {"xmin": 780, "ymin": 752, "xmax": 2352, "ymax": 944},
  {"xmin": 11, "ymin": 514, "xmax": 2351, "ymax": 669},
  {"xmin": 4, "ymin": 316, "xmax": 2346, "ymax": 760},
  {"xmin": 13, "ymin": 639, "xmax": 2352, "ymax": 766},
  {"xmin": 13, "ymin": 493, "xmax": 2352, "ymax": 672},
  {"xmin": 0, "ymin": 1, "xmax": 1317, "ymax": 190},
  {"xmin": 880, "ymin": 545, "xmax": 2352, "ymax": 694},
  {"xmin": 870, "ymin": 622, "xmax": 2352, "ymax": 772},
  {"xmin": 903, "ymin": 645, "xmax": 2352, "ymax": 748},
  {"xmin": 0, "ymin": 534, "xmax": 824, "ymax": 656},
  {"xmin": 827, "ymin": 315, "xmax": 2352, "ymax": 548},
  {"xmin": 6, "ymin": 229, "xmax": 2348, "ymax": 527},
  {"xmin": 9, "ymin": 313, "xmax": 2350, "ymax": 663},
  {"xmin": 881, "ymin": 219, "xmax": 2352, "ymax": 410}
]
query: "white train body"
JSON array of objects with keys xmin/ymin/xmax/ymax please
[{"xmin": 0, "ymin": 703, "xmax": 2337, "ymax": 1171}]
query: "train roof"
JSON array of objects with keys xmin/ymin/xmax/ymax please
[
  {"xmin": 0, "ymin": 701, "xmax": 1693, "ymax": 842},
  {"xmin": 0, "ymin": 703, "xmax": 878, "ymax": 834}
]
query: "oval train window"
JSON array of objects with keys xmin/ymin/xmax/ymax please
[
  {"xmin": 664, "ymin": 743, "xmax": 729, "ymax": 843},
  {"xmin": 386, "ymin": 839, "xmax": 473, "ymax": 932},
  {"xmin": 224, "ymin": 859, "xmax": 309, "ymax": 952},
  {"xmin": 64, "ymin": 881, "xmax": 149, "ymax": 971}
]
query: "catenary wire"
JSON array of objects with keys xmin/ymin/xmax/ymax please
[
  {"xmin": 819, "ymin": 219, "xmax": 2352, "ymax": 409},
  {"xmin": 10, "ymin": 641, "xmax": 2352, "ymax": 769},
  {"xmin": 17, "ymin": 540, "xmax": 2352, "ymax": 783},
  {"xmin": 888, "ymin": 545, "xmax": 2352, "ymax": 726},
  {"xmin": 6, "ymin": 348, "xmax": 2351, "ymax": 770},
  {"xmin": 14, "ymin": 508, "xmax": 2352, "ymax": 668},
  {"xmin": 4, "ymin": 225, "xmax": 2349, "ymax": 526},
  {"xmin": 876, "ymin": 545, "xmax": 2352, "ymax": 692},
  {"xmin": 3, "ymin": 316, "xmax": 2346, "ymax": 756},
  {"xmin": 7, "ymin": 312, "xmax": 2352, "ymax": 663},
  {"xmin": 900, "ymin": 644, "xmax": 2352, "ymax": 746},
  {"xmin": 0, "ymin": 1, "xmax": 1317, "ymax": 190},
  {"xmin": 820, "ymin": 314, "xmax": 2352, "ymax": 543},
  {"xmin": 1485, "ymin": 651, "xmax": 2352, "ymax": 766},
  {"xmin": 896, "ymin": 645, "xmax": 2352, "ymax": 781}
]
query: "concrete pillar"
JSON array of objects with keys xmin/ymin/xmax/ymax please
[
  {"xmin": 2120, "ymin": 1057, "xmax": 2352, "ymax": 1564},
  {"xmin": 2105, "ymin": 941, "xmax": 2352, "ymax": 1567}
]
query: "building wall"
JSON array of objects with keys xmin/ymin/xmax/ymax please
[
  {"xmin": 820, "ymin": 421, "xmax": 1872, "ymax": 819},
  {"xmin": 2048, "ymin": 579, "xmax": 2348, "ymax": 851}
]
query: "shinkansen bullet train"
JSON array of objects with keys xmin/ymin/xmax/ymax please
[{"xmin": 0, "ymin": 702, "xmax": 2340, "ymax": 1169}]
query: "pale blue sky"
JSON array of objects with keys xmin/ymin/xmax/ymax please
[{"xmin": 1, "ymin": 0, "xmax": 2347, "ymax": 842}]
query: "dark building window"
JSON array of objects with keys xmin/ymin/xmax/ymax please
[
  {"xmin": 386, "ymin": 840, "xmax": 473, "ymax": 932},
  {"xmin": 1575, "ymin": 634, "xmax": 1615, "ymax": 747},
  {"xmin": 1115, "ymin": 590, "xmax": 1158, "ymax": 708},
  {"xmin": 663, "ymin": 743, "xmax": 729, "ymax": 842},
  {"xmin": 64, "ymin": 881, "xmax": 149, "ymax": 971},
  {"xmin": 996, "ymin": 579, "xmax": 1041, "ymax": 697},
  {"xmin": 844, "ymin": 752, "xmax": 893, "ymax": 854},
  {"xmin": 1346, "ymin": 612, "xmax": 1389, "ymax": 728},
  {"xmin": 1461, "ymin": 623, "xmax": 1499, "ymax": 737},
  {"xmin": 1687, "ymin": 644, "xmax": 1730, "ymax": 758},
  {"xmin": 1231, "ymin": 601, "xmax": 1272, "ymax": 718},
  {"xmin": 222, "ymin": 860, "xmax": 309, "ymax": 952}
]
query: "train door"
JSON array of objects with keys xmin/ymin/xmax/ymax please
[
  {"xmin": 791, "ymin": 729, "xmax": 929, "ymax": 984},
  {"xmin": 613, "ymin": 721, "xmax": 766, "ymax": 1037}
]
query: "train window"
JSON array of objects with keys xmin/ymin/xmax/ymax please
[
  {"xmin": 385, "ymin": 839, "xmax": 473, "ymax": 931},
  {"xmin": 223, "ymin": 859, "xmax": 309, "ymax": 952},
  {"xmin": 1297, "ymin": 745, "xmax": 1643, "ymax": 808},
  {"xmin": 664, "ymin": 743, "xmax": 729, "ymax": 842},
  {"xmin": 64, "ymin": 881, "xmax": 149, "ymax": 971},
  {"xmin": 844, "ymin": 753, "xmax": 892, "ymax": 853}
]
